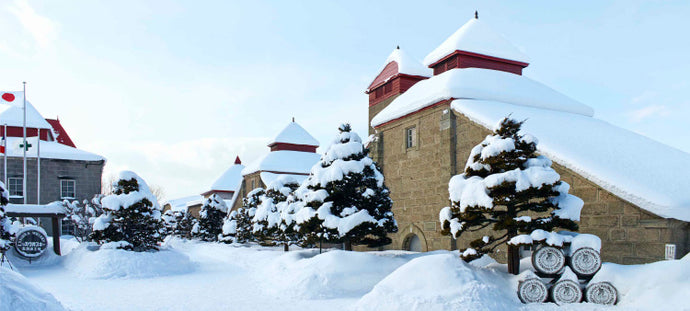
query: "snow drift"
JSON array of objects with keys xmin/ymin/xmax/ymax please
[
  {"xmin": 0, "ymin": 267, "xmax": 67, "ymax": 311},
  {"xmin": 64, "ymin": 243, "xmax": 195, "ymax": 279}
]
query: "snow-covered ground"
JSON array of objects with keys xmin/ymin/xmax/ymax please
[{"xmin": 2, "ymin": 237, "xmax": 688, "ymax": 311}]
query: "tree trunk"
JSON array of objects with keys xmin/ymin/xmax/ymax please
[
  {"xmin": 550, "ymin": 279, "xmax": 582, "ymax": 305},
  {"xmin": 584, "ymin": 282, "xmax": 618, "ymax": 305},
  {"xmin": 283, "ymin": 243, "xmax": 289, "ymax": 252},
  {"xmin": 508, "ymin": 244, "xmax": 520, "ymax": 275},
  {"xmin": 517, "ymin": 277, "xmax": 548, "ymax": 303},
  {"xmin": 569, "ymin": 247, "xmax": 601, "ymax": 278},
  {"xmin": 344, "ymin": 240, "xmax": 352, "ymax": 251}
]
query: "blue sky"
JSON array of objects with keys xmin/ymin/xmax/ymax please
[{"xmin": 1, "ymin": 0, "xmax": 689, "ymax": 199}]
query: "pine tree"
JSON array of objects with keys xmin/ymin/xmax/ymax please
[
  {"xmin": 90, "ymin": 171, "xmax": 164, "ymax": 251},
  {"xmin": 0, "ymin": 181, "xmax": 13, "ymax": 252},
  {"xmin": 162, "ymin": 209, "xmax": 197, "ymax": 239},
  {"xmin": 220, "ymin": 188, "xmax": 263, "ymax": 244},
  {"xmin": 440, "ymin": 118, "xmax": 581, "ymax": 274},
  {"xmin": 295, "ymin": 123, "xmax": 397, "ymax": 250},
  {"xmin": 192, "ymin": 194, "xmax": 228, "ymax": 242},
  {"xmin": 252, "ymin": 177, "xmax": 300, "ymax": 250}
]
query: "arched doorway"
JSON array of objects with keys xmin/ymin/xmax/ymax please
[{"xmin": 404, "ymin": 234, "xmax": 423, "ymax": 252}]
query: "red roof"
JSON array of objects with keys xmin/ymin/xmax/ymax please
[{"xmin": 45, "ymin": 118, "xmax": 76, "ymax": 148}]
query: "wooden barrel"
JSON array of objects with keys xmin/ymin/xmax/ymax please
[
  {"xmin": 517, "ymin": 278, "xmax": 549, "ymax": 304},
  {"xmin": 550, "ymin": 279, "xmax": 582, "ymax": 305},
  {"xmin": 585, "ymin": 282, "xmax": 618, "ymax": 305},
  {"xmin": 569, "ymin": 247, "xmax": 601, "ymax": 278},
  {"xmin": 532, "ymin": 244, "xmax": 565, "ymax": 276}
]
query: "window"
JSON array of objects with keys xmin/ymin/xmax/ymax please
[
  {"xmin": 406, "ymin": 126, "xmax": 417, "ymax": 149},
  {"xmin": 251, "ymin": 179, "xmax": 255, "ymax": 190},
  {"xmin": 384, "ymin": 83, "xmax": 392, "ymax": 93},
  {"xmin": 60, "ymin": 179, "xmax": 76, "ymax": 199},
  {"xmin": 8, "ymin": 177, "xmax": 22, "ymax": 197},
  {"xmin": 375, "ymin": 88, "xmax": 383, "ymax": 98}
]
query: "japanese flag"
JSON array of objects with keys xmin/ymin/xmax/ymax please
[{"xmin": 1, "ymin": 91, "xmax": 23, "ymax": 105}]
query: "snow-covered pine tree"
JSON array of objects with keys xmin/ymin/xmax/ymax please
[
  {"xmin": 220, "ymin": 188, "xmax": 263, "ymax": 244},
  {"xmin": 63, "ymin": 197, "xmax": 104, "ymax": 242},
  {"xmin": 192, "ymin": 194, "xmax": 228, "ymax": 242},
  {"xmin": 252, "ymin": 176, "xmax": 300, "ymax": 250},
  {"xmin": 90, "ymin": 171, "xmax": 164, "ymax": 251},
  {"xmin": 162, "ymin": 209, "xmax": 197, "ymax": 239},
  {"xmin": 439, "ymin": 118, "xmax": 582, "ymax": 274},
  {"xmin": 0, "ymin": 181, "xmax": 12, "ymax": 252},
  {"xmin": 295, "ymin": 123, "xmax": 397, "ymax": 250}
]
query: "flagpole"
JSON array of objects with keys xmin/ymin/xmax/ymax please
[{"xmin": 22, "ymin": 82, "xmax": 27, "ymax": 205}]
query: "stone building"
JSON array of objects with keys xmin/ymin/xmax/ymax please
[
  {"xmin": 235, "ymin": 120, "xmax": 321, "ymax": 211},
  {"xmin": 1, "ymin": 91, "xmax": 105, "ymax": 234},
  {"xmin": 366, "ymin": 16, "xmax": 690, "ymax": 264}
]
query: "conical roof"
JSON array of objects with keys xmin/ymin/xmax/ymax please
[
  {"xmin": 0, "ymin": 91, "xmax": 52, "ymax": 129},
  {"xmin": 423, "ymin": 17, "xmax": 529, "ymax": 66},
  {"xmin": 268, "ymin": 121, "xmax": 319, "ymax": 147},
  {"xmin": 209, "ymin": 159, "xmax": 245, "ymax": 192}
]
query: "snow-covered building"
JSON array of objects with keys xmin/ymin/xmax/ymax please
[
  {"xmin": 1, "ymin": 91, "xmax": 106, "ymax": 233},
  {"xmin": 236, "ymin": 120, "xmax": 321, "ymax": 210},
  {"xmin": 367, "ymin": 15, "xmax": 689, "ymax": 264}
]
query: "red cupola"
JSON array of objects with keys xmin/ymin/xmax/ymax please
[{"xmin": 366, "ymin": 46, "xmax": 431, "ymax": 108}]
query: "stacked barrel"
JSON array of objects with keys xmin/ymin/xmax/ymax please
[{"xmin": 515, "ymin": 231, "xmax": 618, "ymax": 305}]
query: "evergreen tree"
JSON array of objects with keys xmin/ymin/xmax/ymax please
[
  {"xmin": 162, "ymin": 209, "xmax": 197, "ymax": 239},
  {"xmin": 252, "ymin": 177, "xmax": 300, "ymax": 249},
  {"xmin": 0, "ymin": 181, "xmax": 13, "ymax": 252},
  {"xmin": 192, "ymin": 194, "xmax": 228, "ymax": 242},
  {"xmin": 220, "ymin": 188, "xmax": 263, "ymax": 244},
  {"xmin": 90, "ymin": 171, "xmax": 164, "ymax": 251},
  {"xmin": 440, "ymin": 118, "xmax": 581, "ymax": 274},
  {"xmin": 295, "ymin": 123, "xmax": 397, "ymax": 250}
]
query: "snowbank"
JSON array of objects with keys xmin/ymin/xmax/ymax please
[
  {"xmin": 356, "ymin": 253, "xmax": 519, "ymax": 311},
  {"xmin": 259, "ymin": 250, "xmax": 418, "ymax": 299},
  {"xmin": 63, "ymin": 243, "xmax": 195, "ymax": 279},
  {"xmin": 0, "ymin": 267, "xmax": 67, "ymax": 311},
  {"xmin": 590, "ymin": 254, "xmax": 690, "ymax": 310}
]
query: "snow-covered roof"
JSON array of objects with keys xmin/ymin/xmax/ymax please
[
  {"xmin": 385, "ymin": 47, "xmax": 432, "ymax": 77},
  {"xmin": 268, "ymin": 121, "xmax": 319, "ymax": 147},
  {"xmin": 164, "ymin": 195, "xmax": 203, "ymax": 212},
  {"xmin": 452, "ymin": 99, "xmax": 690, "ymax": 222},
  {"xmin": 370, "ymin": 68, "xmax": 593, "ymax": 127},
  {"xmin": 0, "ymin": 91, "xmax": 52, "ymax": 129},
  {"xmin": 209, "ymin": 163, "xmax": 245, "ymax": 193},
  {"xmin": 423, "ymin": 17, "xmax": 530, "ymax": 66},
  {"xmin": 260, "ymin": 172, "xmax": 309, "ymax": 187},
  {"xmin": 3, "ymin": 136, "xmax": 105, "ymax": 161},
  {"xmin": 5, "ymin": 202, "xmax": 66, "ymax": 215},
  {"xmin": 242, "ymin": 150, "xmax": 321, "ymax": 176}
]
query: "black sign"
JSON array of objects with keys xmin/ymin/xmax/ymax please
[{"xmin": 14, "ymin": 227, "xmax": 48, "ymax": 258}]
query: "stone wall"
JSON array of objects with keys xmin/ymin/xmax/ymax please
[{"xmin": 374, "ymin": 110, "xmax": 689, "ymax": 263}]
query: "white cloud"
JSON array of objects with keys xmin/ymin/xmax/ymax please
[
  {"xmin": 628, "ymin": 104, "xmax": 670, "ymax": 122},
  {"xmin": 81, "ymin": 136, "xmax": 270, "ymax": 201},
  {"xmin": 8, "ymin": 0, "xmax": 57, "ymax": 48}
]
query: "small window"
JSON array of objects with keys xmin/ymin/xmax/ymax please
[
  {"xmin": 384, "ymin": 83, "xmax": 392, "ymax": 93},
  {"xmin": 375, "ymin": 88, "xmax": 383, "ymax": 98},
  {"xmin": 8, "ymin": 177, "xmax": 22, "ymax": 197},
  {"xmin": 251, "ymin": 179, "xmax": 255, "ymax": 190},
  {"xmin": 406, "ymin": 126, "xmax": 417, "ymax": 149},
  {"xmin": 60, "ymin": 179, "xmax": 76, "ymax": 199}
]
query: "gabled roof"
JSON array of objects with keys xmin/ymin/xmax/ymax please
[
  {"xmin": 452, "ymin": 99, "xmax": 690, "ymax": 222},
  {"xmin": 0, "ymin": 91, "xmax": 52, "ymax": 129},
  {"xmin": 268, "ymin": 121, "xmax": 319, "ymax": 147},
  {"xmin": 367, "ymin": 47, "xmax": 431, "ymax": 92},
  {"xmin": 241, "ymin": 150, "xmax": 321, "ymax": 176},
  {"xmin": 423, "ymin": 17, "xmax": 530, "ymax": 67},
  {"xmin": 370, "ymin": 68, "xmax": 593, "ymax": 127}
]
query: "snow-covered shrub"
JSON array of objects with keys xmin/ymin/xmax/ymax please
[
  {"xmin": 253, "ymin": 176, "xmax": 300, "ymax": 248},
  {"xmin": 162, "ymin": 209, "xmax": 197, "ymax": 239},
  {"xmin": 62, "ymin": 196, "xmax": 105, "ymax": 242},
  {"xmin": 439, "ymin": 117, "xmax": 582, "ymax": 274},
  {"xmin": 295, "ymin": 123, "xmax": 397, "ymax": 250},
  {"xmin": 192, "ymin": 194, "xmax": 228, "ymax": 242},
  {"xmin": 90, "ymin": 171, "xmax": 164, "ymax": 251},
  {"xmin": 220, "ymin": 188, "xmax": 263, "ymax": 244}
]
